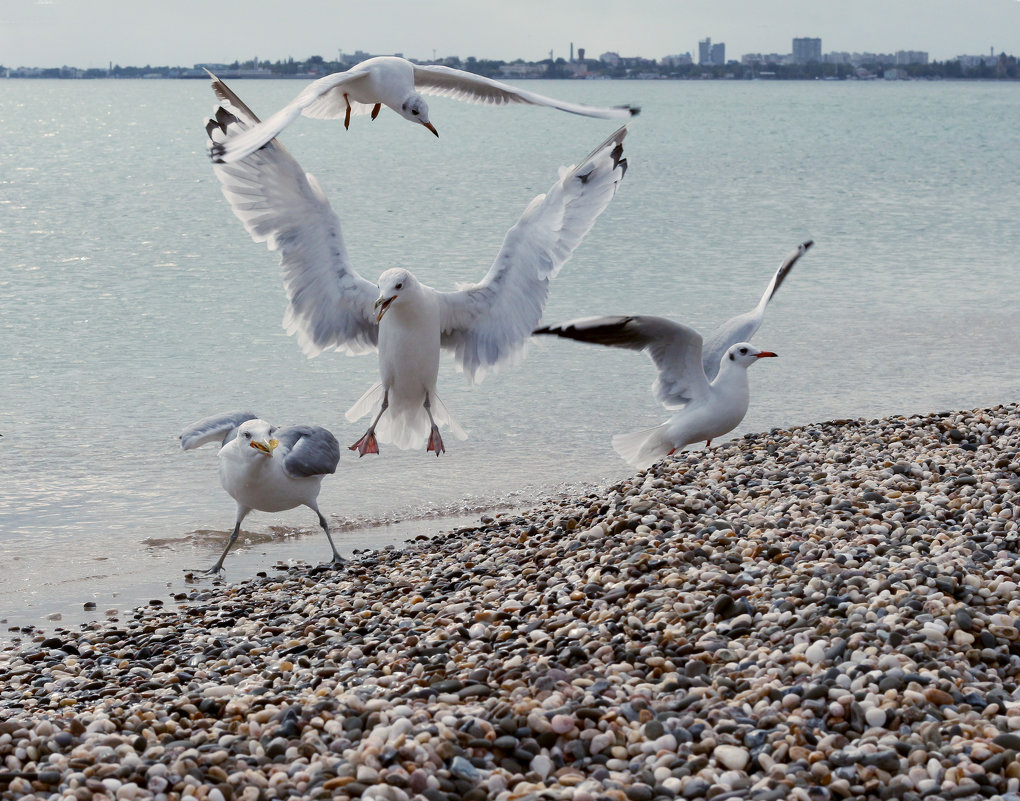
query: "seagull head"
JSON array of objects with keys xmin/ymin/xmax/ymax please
[
  {"xmin": 236, "ymin": 419, "xmax": 279, "ymax": 457},
  {"xmin": 726, "ymin": 343, "xmax": 777, "ymax": 369},
  {"xmin": 400, "ymin": 94, "xmax": 438, "ymax": 137},
  {"xmin": 374, "ymin": 268, "xmax": 417, "ymax": 322}
]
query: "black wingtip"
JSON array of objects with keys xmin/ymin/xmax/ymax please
[
  {"xmin": 803, "ymin": 240, "xmax": 814, "ymax": 250},
  {"xmin": 628, "ymin": 106, "xmax": 641, "ymax": 117}
]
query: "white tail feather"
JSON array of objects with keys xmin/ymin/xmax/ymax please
[
  {"xmin": 345, "ymin": 384, "xmax": 467, "ymax": 450},
  {"xmin": 611, "ymin": 422, "xmax": 674, "ymax": 470}
]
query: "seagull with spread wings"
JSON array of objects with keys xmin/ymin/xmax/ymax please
[
  {"xmin": 209, "ymin": 56, "xmax": 639, "ymax": 163},
  {"xmin": 534, "ymin": 241, "xmax": 813, "ymax": 470},
  {"xmin": 205, "ymin": 74, "xmax": 629, "ymax": 456}
]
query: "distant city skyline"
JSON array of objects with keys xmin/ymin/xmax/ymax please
[{"xmin": 1, "ymin": 0, "xmax": 1017, "ymax": 69}]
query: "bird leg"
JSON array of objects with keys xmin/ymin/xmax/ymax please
[
  {"xmin": 206, "ymin": 514, "xmax": 246, "ymax": 574},
  {"xmin": 350, "ymin": 390, "xmax": 388, "ymax": 456},
  {"xmin": 344, "ymin": 94, "xmax": 352, "ymax": 130},
  {"xmin": 423, "ymin": 392, "xmax": 445, "ymax": 457},
  {"xmin": 371, "ymin": 103, "xmax": 381, "ymax": 120},
  {"xmin": 317, "ymin": 511, "xmax": 345, "ymax": 565}
]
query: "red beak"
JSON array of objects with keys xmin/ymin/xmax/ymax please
[{"xmin": 756, "ymin": 351, "xmax": 778, "ymax": 358}]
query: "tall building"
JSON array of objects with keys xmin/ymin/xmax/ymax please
[
  {"xmin": 793, "ymin": 37, "xmax": 822, "ymax": 64},
  {"xmin": 699, "ymin": 38, "xmax": 712, "ymax": 65},
  {"xmin": 699, "ymin": 38, "xmax": 726, "ymax": 65}
]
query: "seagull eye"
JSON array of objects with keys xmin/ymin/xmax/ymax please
[
  {"xmin": 411, "ymin": 109, "xmax": 419, "ymax": 116},
  {"xmin": 739, "ymin": 347, "xmax": 748, "ymax": 355},
  {"xmin": 244, "ymin": 432, "xmax": 251, "ymax": 439},
  {"xmin": 395, "ymin": 282, "xmax": 403, "ymax": 289}
]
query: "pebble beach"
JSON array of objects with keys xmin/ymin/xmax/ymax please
[{"xmin": 2, "ymin": 404, "xmax": 1020, "ymax": 801}]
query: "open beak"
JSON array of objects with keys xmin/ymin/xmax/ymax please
[
  {"xmin": 423, "ymin": 121, "xmax": 438, "ymax": 138},
  {"xmin": 250, "ymin": 438, "xmax": 279, "ymax": 455},
  {"xmin": 756, "ymin": 351, "xmax": 778, "ymax": 359},
  {"xmin": 375, "ymin": 295, "xmax": 395, "ymax": 322}
]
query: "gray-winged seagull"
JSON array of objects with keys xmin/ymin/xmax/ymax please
[{"xmin": 179, "ymin": 411, "xmax": 342, "ymax": 573}]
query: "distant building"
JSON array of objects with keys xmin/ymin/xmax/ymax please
[
  {"xmin": 699, "ymin": 38, "xmax": 725, "ymax": 66},
  {"xmin": 824, "ymin": 52, "xmax": 852, "ymax": 65},
  {"xmin": 895, "ymin": 50, "xmax": 929, "ymax": 65},
  {"xmin": 661, "ymin": 52, "xmax": 694, "ymax": 67},
  {"xmin": 699, "ymin": 38, "xmax": 711, "ymax": 65},
  {"xmin": 498, "ymin": 62, "xmax": 546, "ymax": 79},
  {"xmin": 741, "ymin": 52, "xmax": 790, "ymax": 66},
  {"xmin": 792, "ymin": 37, "xmax": 822, "ymax": 64}
]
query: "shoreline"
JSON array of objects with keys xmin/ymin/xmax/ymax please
[{"xmin": 2, "ymin": 404, "xmax": 1019, "ymax": 800}]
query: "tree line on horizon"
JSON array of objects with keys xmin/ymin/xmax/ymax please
[{"xmin": 5, "ymin": 52, "xmax": 1018, "ymax": 80}]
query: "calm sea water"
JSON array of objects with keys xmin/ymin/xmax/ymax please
[{"xmin": 2, "ymin": 78, "xmax": 1018, "ymax": 633}]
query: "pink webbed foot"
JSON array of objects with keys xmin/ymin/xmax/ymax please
[
  {"xmin": 349, "ymin": 431, "xmax": 380, "ymax": 457},
  {"xmin": 427, "ymin": 427, "xmax": 445, "ymax": 457}
]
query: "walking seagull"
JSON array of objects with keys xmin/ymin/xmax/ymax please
[
  {"xmin": 534, "ymin": 241, "xmax": 813, "ymax": 469},
  {"xmin": 205, "ymin": 74, "xmax": 629, "ymax": 456},
  {"xmin": 179, "ymin": 411, "xmax": 342, "ymax": 573},
  {"xmin": 208, "ymin": 55, "xmax": 639, "ymax": 163}
]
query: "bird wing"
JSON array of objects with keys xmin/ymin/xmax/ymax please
[
  {"xmin": 701, "ymin": 240, "xmax": 813, "ymax": 381},
  {"xmin": 206, "ymin": 73, "xmax": 380, "ymax": 357},
  {"xmin": 534, "ymin": 315, "xmax": 710, "ymax": 408},
  {"xmin": 208, "ymin": 66, "xmax": 372, "ymax": 163},
  {"xmin": 179, "ymin": 411, "xmax": 258, "ymax": 450},
  {"xmin": 412, "ymin": 64, "xmax": 639, "ymax": 119},
  {"xmin": 436, "ymin": 126, "xmax": 628, "ymax": 383},
  {"xmin": 275, "ymin": 425, "xmax": 341, "ymax": 478}
]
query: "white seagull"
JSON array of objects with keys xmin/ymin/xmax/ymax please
[
  {"xmin": 208, "ymin": 55, "xmax": 639, "ymax": 163},
  {"xmin": 205, "ymin": 74, "xmax": 629, "ymax": 456},
  {"xmin": 534, "ymin": 240, "xmax": 813, "ymax": 470},
  {"xmin": 179, "ymin": 411, "xmax": 343, "ymax": 573}
]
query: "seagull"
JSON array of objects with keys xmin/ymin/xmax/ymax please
[
  {"xmin": 205, "ymin": 74, "xmax": 629, "ymax": 456},
  {"xmin": 208, "ymin": 55, "xmax": 639, "ymax": 163},
  {"xmin": 534, "ymin": 241, "xmax": 813, "ymax": 470},
  {"xmin": 179, "ymin": 411, "xmax": 343, "ymax": 573}
]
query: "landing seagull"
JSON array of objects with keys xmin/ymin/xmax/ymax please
[
  {"xmin": 179, "ymin": 411, "xmax": 343, "ymax": 573},
  {"xmin": 208, "ymin": 55, "xmax": 639, "ymax": 163},
  {"xmin": 534, "ymin": 241, "xmax": 813, "ymax": 470},
  {"xmin": 205, "ymin": 74, "xmax": 629, "ymax": 456}
]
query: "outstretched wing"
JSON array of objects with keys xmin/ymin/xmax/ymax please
[
  {"xmin": 208, "ymin": 65, "xmax": 373, "ymax": 163},
  {"xmin": 437, "ymin": 126, "xmax": 628, "ymax": 383},
  {"xmin": 179, "ymin": 411, "xmax": 258, "ymax": 450},
  {"xmin": 701, "ymin": 240, "xmax": 813, "ymax": 380},
  {"xmin": 206, "ymin": 73, "xmax": 380, "ymax": 357},
  {"xmin": 412, "ymin": 64, "xmax": 639, "ymax": 119},
  {"xmin": 534, "ymin": 315, "xmax": 710, "ymax": 408},
  {"xmin": 275, "ymin": 425, "xmax": 341, "ymax": 478}
]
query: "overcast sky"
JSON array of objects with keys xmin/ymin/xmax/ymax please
[{"xmin": 3, "ymin": 0, "xmax": 1018, "ymax": 69}]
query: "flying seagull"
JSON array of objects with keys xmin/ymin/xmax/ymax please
[
  {"xmin": 179, "ymin": 411, "xmax": 342, "ymax": 573},
  {"xmin": 208, "ymin": 55, "xmax": 639, "ymax": 163},
  {"xmin": 534, "ymin": 241, "xmax": 813, "ymax": 469},
  {"xmin": 205, "ymin": 74, "xmax": 629, "ymax": 456}
]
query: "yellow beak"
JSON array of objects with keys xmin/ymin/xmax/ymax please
[{"xmin": 250, "ymin": 438, "xmax": 279, "ymax": 455}]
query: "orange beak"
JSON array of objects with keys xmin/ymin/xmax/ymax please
[
  {"xmin": 423, "ymin": 121, "xmax": 438, "ymax": 137},
  {"xmin": 756, "ymin": 351, "xmax": 778, "ymax": 358}
]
